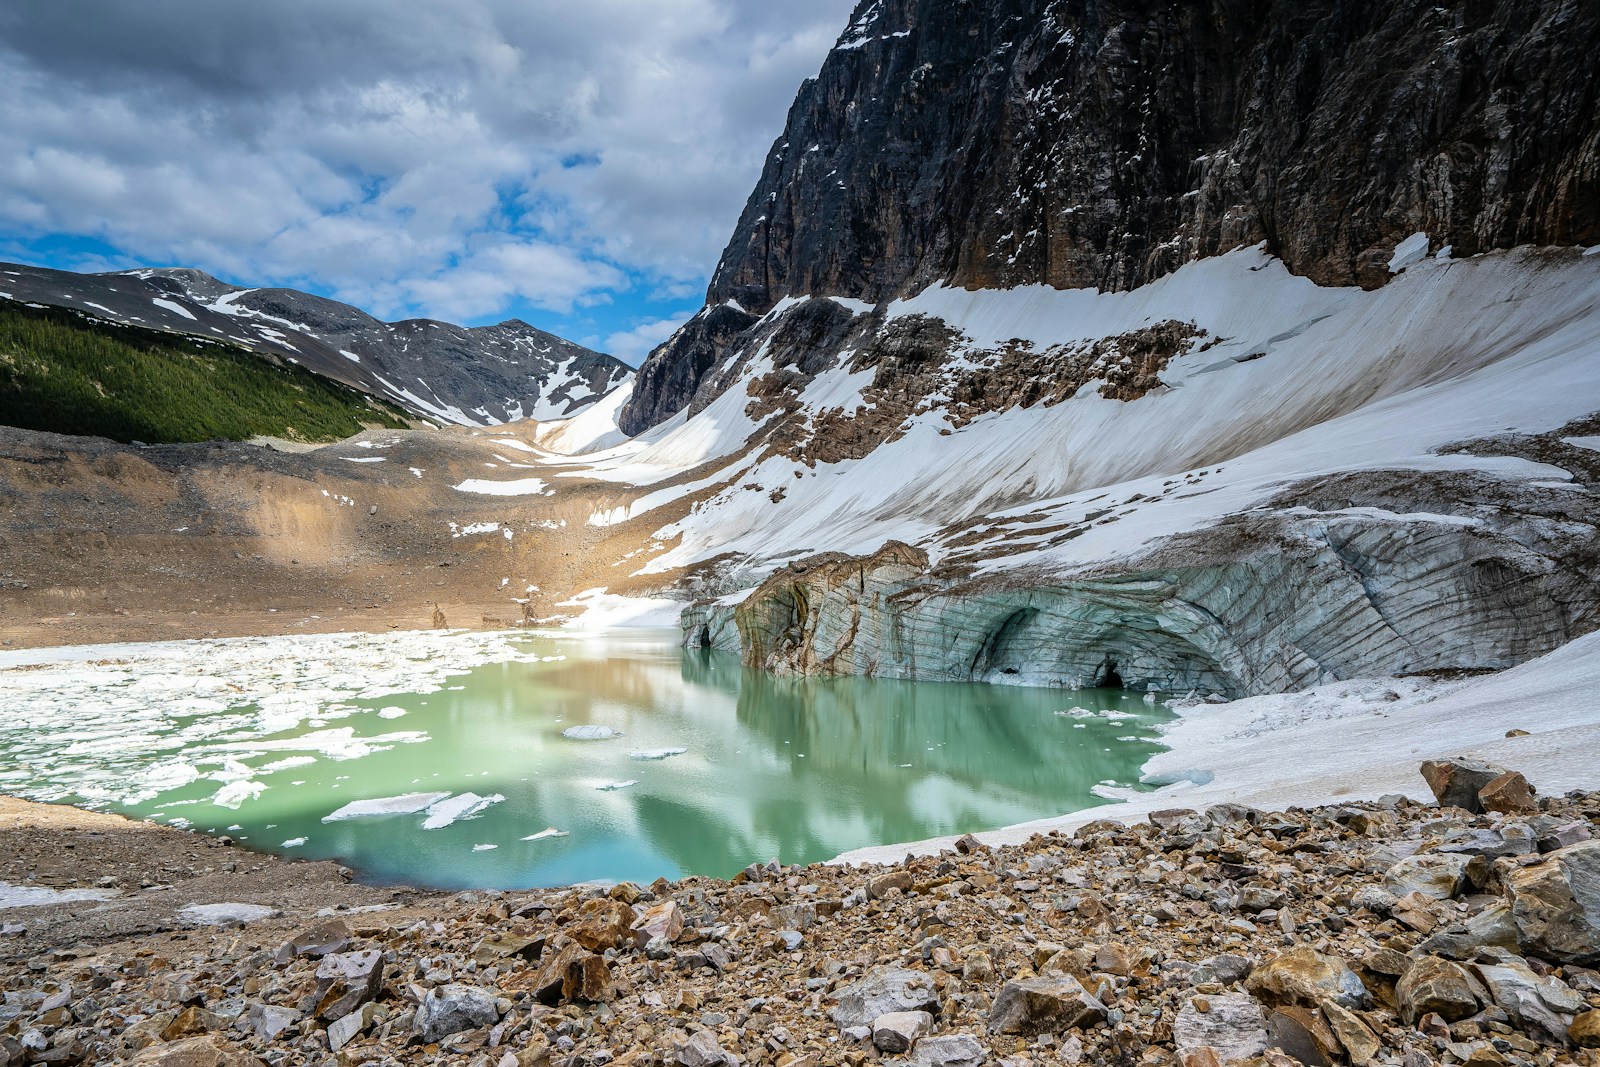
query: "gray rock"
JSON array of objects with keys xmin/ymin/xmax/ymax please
[
  {"xmin": 1419, "ymin": 758, "xmax": 1505, "ymax": 813},
  {"xmin": 1537, "ymin": 821, "xmax": 1596, "ymax": 854},
  {"xmin": 275, "ymin": 918, "xmax": 352, "ymax": 963},
  {"xmin": 327, "ymin": 1003, "xmax": 374, "ymax": 1052},
  {"xmin": 1417, "ymin": 901, "xmax": 1521, "ymax": 959},
  {"xmin": 241, "ymin": 1002, "xmax": 301, "ymax": 1041},
  {"xmin": 1396, "ymin": 956, "xmax": 1482, "ymax": 1024},
  {"xmin": 987, "ymin": 975, "xmax": 1107, "ymax": 1036},
  {"xmin": 1471, "ymin": 954, "xmax": 1585, "ymax": 1045},
  {"xmin": 1385, "ymin": 852, "xmax": 1474, "ymax": 900},
  {"xmin": 176, "ymin": 902, "xmax": 279, "ymax": 928},
  {"xmin": 872, "ymin": 1010, "xmax": 933, "ymax": 1053},
  {"xmin": 1192, "ymin": 954, "xmax": 1256, "ymax": 987},
  {"xmin": 671, "ymin": 1029, "xmax": 739, "ymax": 1067},
  {"xmin": 413, "ymin": 983, "xmax": 500, "ymax": 1043},
  {"xmin": 313, "ymin": 950, "xmax": 383, "ymax": 1023},
  {"xmin": 1173, "ymin": 992, "xmax": 1269, "ymax": 1064},
  {"xmin": 889, "ymin": 1034, "xmax": 987, "ymax": 1067},
  {"xmin": 830, "ymin": 968, "xmax": 940, "ymax": 1030},
  {"xmin": 1506, "ymin": 840, "xmax": 1600, "ymax": 964}
]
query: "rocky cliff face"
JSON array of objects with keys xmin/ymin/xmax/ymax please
[
  {"xmin": 622, "ymin": 0, "xmax": 1600, "ymax": 437},
  {"xmin": 0, "ymin": 262, "xmax": 631, "ymax": 426}
]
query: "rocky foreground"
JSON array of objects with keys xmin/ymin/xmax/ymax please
[{"xmin": 5, "ymin": 759, "xmax": 1600, "ymax": 1067}]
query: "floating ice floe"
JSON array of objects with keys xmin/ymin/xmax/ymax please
[
  {"xmin": 472, "ymin": 844, "xmax": 498, "ymax": 852},
  {"xmin": 322, "ymin": 791, "xmax": 450, "ymax": 823},
  {"xmin": 212, "ymin": 780, "xmax": 267, "ymax": 809},
  {"xmin": 594, "ymin": 780, "xmax": 639, "ymax": 792},
  {"xmin": 1054, "ymin": 708, "xmax": 1093, "ymax": 719},
  {"xmin": 377, "ymin": 707, "xmax": 407, "ymax": 719},
  {"xmin": 562, "ymin": 725, "xmax": 619, "ymax": 741},
  {"xmin": 523, "ymin": 827, "xmax": 569, "ymax": 841},
  {"xmin": 629, "ymin": 747, "xmax": 686, "ymax": 761},
  {"xmin": 282, "ymin": 837, "xmax": 308, "ymax": 848},
  {"xmin": 259, "ymin": 756, "xmax": 317, "ymax": 774},
  {"xmin": 421, "ymin": 792, "xmax": 505, "ymax": 830}
]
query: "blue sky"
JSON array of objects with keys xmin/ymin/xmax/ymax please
[{"xmin": 0, "ymin": 0, "xmax": 858, "ymax": 363}]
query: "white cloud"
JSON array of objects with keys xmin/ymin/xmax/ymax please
[
  {"xmin": 604, "ymin": 311, "xmax": 699, "ymax": 363},
  {"xmin": 0, "ymin": 0, "xmax": 859, "ymax": 332}
]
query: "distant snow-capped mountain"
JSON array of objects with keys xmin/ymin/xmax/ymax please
[{"xmin": 0, "ymin": 261, "xmax": 631, "ymax": 426}]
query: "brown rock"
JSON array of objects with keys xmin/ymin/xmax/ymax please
[
  {"xmin": 569, "ymin": 899, "xmax": 636, "ymax": 952},
  {"xmin": 161, "ymin": 1006, "xmax": 224, "ymax": 1042},
  {"xmin": 987, "ymin": 975, "xmax": 1107, "ymax": 1035},
  {"xmin": 129, "ymin": 1038, "xmax": 265, "ymax": 1067},
  {"xmin": 630, "ymin": 900, "xmax": 685, "ymax": 947},
  {"xmin": 1266, "ymin": 1006, "xmax": 1340, "ymax": 1067},
  {"xmin": 526, "ymin": 943, "xmax": 591, "ymax": 1005},
  {"xmin": 1478, "ymin": 772, "xmax": 1537, "ymax": 815},
  {"xmin": 1247, "ymin": 947, "xmax": 1368, "ymax": 1010},
  {"xmin": 1420, "ymin": 758, "xmax": 1505, "ymax": 813},
  {"xmin": 273, "ymin": 918, "xmax": 351, "ymax": 963},
  {"xmin": 1505, "ymin": 840, "xmax": 1600, "ymax": 964},
  {"xmin": 868, "ymin": 870, "xmax": 913, "ymax": 899},
  {"xmin": 1395, "ymin": 956, "xmax": 1481, "ymax": 1024},
  {"xmin": 953, "ymin": 833, "xmax": 983, "ymax": 854},
  {"xmin": 563, "ymin": 952, "xmax": 615, "ymax": 1002},
  {"xmin": 1571, "ymin": 1010, "xmax": 1600, "ymax": 1049},
  {"xmin": 1321, "ymin": 1000, "xmax": 1382, "ymax": 1065}
]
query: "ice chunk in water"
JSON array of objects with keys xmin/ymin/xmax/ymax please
[
  {"xmin": 322, "ymin": 791, "xmax": 450, "ymax": 822},
  {"xmin": 594, "ymin": 780, "xmax": 638, "ymax": 792},
  {"xmin": 562, "ymin": 725, "xmax": 619, "ymax": 741},
  {"xmin": 421, "ymin": 792, "xmax": 505, "ymax": 830},
  {"xmin": 377, "ymin": 707, "xmax": 407, "ymax": 719},
  {"xmin": 629, "ymin": 748, "xmax": 687, "ymax": 761},
  {"xmin": 282, "ymin": 837, "xmax": 308, "ymax": 848},
  {"xmin": 522, "ymin": 827, "xmax": 569, "ymax": 841},
  {"xmin": 472, "ymin": 844, "xmax": 498, "ymax": 852},
  {"xmin": 212, "ymin": 780, "xmax": 267, "ymax": 809}
]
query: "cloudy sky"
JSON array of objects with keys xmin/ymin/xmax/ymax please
[{"xmin": 0, "ymin": 1, "xmax": 857, "ymax": 361}]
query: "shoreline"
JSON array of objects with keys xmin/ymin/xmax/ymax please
[{"xmin": 5, "ymin": 625, "xmax": 1598, "ymax": 889}]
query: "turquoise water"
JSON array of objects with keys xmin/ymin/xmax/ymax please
[{"xmin": 31, "ymin": 632, "xmax": 1171, "ymax": 889}]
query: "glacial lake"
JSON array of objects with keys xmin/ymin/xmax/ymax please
[{"xmin": 0, "ymin": 630, "xmax": 1171, "ymax": 889}]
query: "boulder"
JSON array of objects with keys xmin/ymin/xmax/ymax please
[
  {"xmin": 1505, "ymin": 840, "xmax": 1600, "ymax": 964},
  {"xmin": 1470, "ymin": 954, "xmax": 1585, "ymax": 1045},
  {"xmin": 987, "ymin": 975, "xmax": 1107, "ymax": 1036},
  {"xmin": 1478, "ymin": 771, "xmax": 1537, "ymax": 815},
  {"xmin": 1246, "ymin": 948, "xmax": 1368, "ymax": 1011},
  {"xmin": 1172, "ymin": 993, "xmax": 1269, "ymax": 1064},
  {"xmin": 313, "ymin": 950, "xmax": 383, "ymax": 1023},
  {"xmin": 873, "ymin": 1011, "xmax": 934, "ymax": 1053},
  {"xmin": 670, "ymin": 1030, "xmax": 739, "ymax": 1067},
  {"xmin": 890, "ymin": 1034, "xmax": 986, "ymax": 1067},
  {"xmin": 413, "ymin": 984, "xmax": 499, "ymax": 1043},
  {"xmin": 1395, "ymin": 956, "xmax": 1481, "ymax": 1024},
  {"xmin": 1420, "ymin": 759, "xmax": 1505, "ymax": 813},
  {"xmin": 1266, "ymin": 1006, "xmax": 1341, "ymax": 1067},
  {"xmin": 1320, "ymin": 1000, "xmax": 1381, "ymax": 1065},
  {"xmin": 869, "ymin": 871, "xmax": 914, "ymax": 899},
  {"xmin": 274, "ymin": 918, "xmax": 351, "ymax": 963},
  {"xmin": 1384, "ymin": 853, "xmax": 1474, "ymax": 900},
  {"xmin": 129, "ymin": 1038, "xmax": 265, "ymax": 1067},
  {"xmin": 1571, "ymin": 1011, "xmax": 1600, "ymax": 1049},
  {"xmin": 1417, "ymin": 901, "xmax": 1520, "ymax": 959},
  {"xmin": 1191, "ymin": 954, "xmax": 1255, "ymax": 987},
  {"xmin": 831, "ymin": 968, "xmax": 941, "ymax": 1030},
  {"xmin": 327, "ymin": 1003, "xmax": 375, "ymax": 1052},
  {"xmin": 526, "ymin": 943, "xmax": 616, "ymax": 1005},
  {"xmin": 630, "ymin": 900, "xmax": 684, "ymax": 947},
  {"xmin": 1537, "ymin": 821, "xmax": 1594, "ymax": 854},
  {"xmin": 568, "ymin": 899, "xmax": 635, "ymax": 952},
  {"xmin": 240, "ymin": 1003, "xmax": 300, "ymax": 1042}
]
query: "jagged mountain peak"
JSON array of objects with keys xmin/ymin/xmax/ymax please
[{"xmin": 1, "ymin": 260, "xmax": 631, "ymax": 426}]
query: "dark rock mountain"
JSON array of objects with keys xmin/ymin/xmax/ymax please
[
  {"xmin": 0, "ymin": 262, "xmax": 631, "ymax": 426},
  {"xmin": 621, "ymin": 0, "xmax": 1600, "ymax": 436}
]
